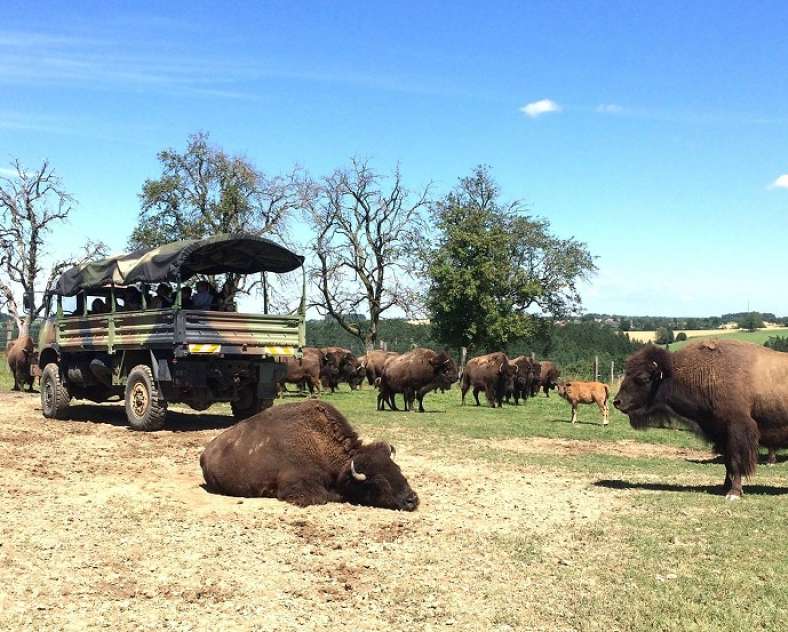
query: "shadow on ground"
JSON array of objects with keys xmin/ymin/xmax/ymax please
[
  {"xmin": 594, "ymin": 479, "xmax": 788, "ymax": 496},
  {"xmin": 64, "ymin": 404, "xmax": 236, "ymax": 432}
]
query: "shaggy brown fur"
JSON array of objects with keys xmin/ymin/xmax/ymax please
[
  {"xmin": 6, "ymin": 336, "xmax": 35, "ymax": 392},
  {"xmin": 378, "ymin": 348, "xmax": 459, "ymax": 412},
  {"xmin": 280, "ymin": 347, "xmax": 337, "ymax": 396},
  {"xmin": 200, "ymin": 399, "xmax": 419, "ymax": 510},
  {"xmin": 557, "ymin": 380, "xmax": 609, "ymax": 425},
  {"xmin": 533, "ymin": 361, "xmax": 560, "ymax": 397},
  {"xmin": 360, "ymin": 350, "xmax": 400, "ymax": 385},
  {"xmin": 614, "ymin": 340, "xmax": 788, "ymax": 499},
  {"xmin": 461, "ymin": 352, "xmax": 517, "ymax": 408},
  {"xmin": 321, "ymin": 347, "xmax": 364, "ymax": 391}
]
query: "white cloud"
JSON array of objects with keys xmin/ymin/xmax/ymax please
[
  {"xmin": 520, "ymin": 98, "xmax": 561, "ymax": 118},
  {"xmin": 769, "ymin": 174, "xmax": 788, "ymax": 189},
  {"xmin": 596, "ymin": 103, "xmax": 623, "ymax": 114}
]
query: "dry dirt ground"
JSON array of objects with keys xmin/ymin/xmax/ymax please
[{"xmin": 0, "ymin": 391, "xmax": 628, "ymax": 631}]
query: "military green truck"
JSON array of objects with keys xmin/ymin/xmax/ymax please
[{"xmin": 37, "ymin": 234, "xmax": 305, "ymax": 430}]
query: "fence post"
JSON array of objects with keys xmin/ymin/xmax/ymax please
[
  {"xmin": 594, "ymin": 355, "xmax": 599, "ymax": 382},
  {"xmin": 610, "ymin": 360, "xmax": 615, "ymax": 384},
  {"xmin": 460, "ymin": 347, "xmax": 467, "ymax": 370}
]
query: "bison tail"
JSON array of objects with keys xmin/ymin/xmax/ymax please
[{"xmin": 729, "ymin": 420, "xmax": 760, "ymax": 478}]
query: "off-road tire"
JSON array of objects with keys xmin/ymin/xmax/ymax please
[
  {"xmin": 231, "ymin": 386, "xmax": 273, "ymax": 421},
  {"xmin": 41, "ymin": 363, "xmax": 70, "ymax": 419},
  {"xmin": 125, "ymin": 365, "xmax": 167, "ymax": 431}
]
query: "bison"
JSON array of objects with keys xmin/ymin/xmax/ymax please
[
  {"xmin": 6, "ymin": 336, "xmax": 35, "ymax": 392},
  {"xmin": 377, "ymin": 348, "xmax": 459, "ymax": 412},
  {"xmin": 200, "ymin": 399, "xmax": 419, "ymax": 510},
  {"xmin": 614, "ymin": 340, "xmax": 788, "ymax": 500},
  {"xmin": 532, "ymin": 361, "xmax": 560, "ymax": 397},
  {"xmin": 360, "ymin": 350, "xmax": 399, "ymax": 386},
  {"xmin": 280, "ymin": 347, "xmax": 338, "ymax": 396},
  {"xmin": 507, "ymin": 355, "xmax": 537, "ymax": 405},
  {"xmin": 321, "ymin": 347, "xmax": 365, "ymax": 392},
  {"xmin": 557, "ymin": 380, "xmax": 609, "ymax": 425},
  {"xmin": 461, "ymin": 352, "xmax": 518, "ymax": 408}
]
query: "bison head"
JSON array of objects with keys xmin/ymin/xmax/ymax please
[
  {"xmin": 556, "ymin": 381, "xmax": 568, "ymax": 398},
  {"xmin": 614, "ymin": 345, "xmax": 673, "ymax": 428},
  {"xmin": 339, "ymin": 442, "xmax": 419, "ymax": 511},
  {"xmin": 430, "ymin": 352, "xmax": 459, "ymax": 388}
]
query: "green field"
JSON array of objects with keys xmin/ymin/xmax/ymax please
[
  {"xmin": 317, "ymin": 387, "xmax": 787, "ymax": 630},
  {"xmin": 3, "ymin": 351, "xmax": 786, "ymax": 629},
  {"xmin": 670, "ymin": 327, "xmax": 788, "ymax": 350},
  {"xmin": 0, "ymin": 353, "xmax": 12, "ymax": 391}
]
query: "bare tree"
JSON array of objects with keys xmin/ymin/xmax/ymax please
[
  {"xmin": 0, "ymin": 160, "xmax": 107, "ymax": 336},
  {"xmin": 303, "ymin": 159, "xmax": 430, "ymax": 348}
]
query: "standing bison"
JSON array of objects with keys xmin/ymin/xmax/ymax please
[
  {"xmin": 6, "ymin": 336, "xmax": 35, "ymax": 392},
  {"xmin": 377, "ymin": 348, "xmax": 458, "ymax": 412},
  {"xmin": 461, "ymin": 352, "xmax": 518, "ymax": 408},
  {"xmin": 321, "ymin": 347, "xmax": 365, "ymax": 392},
  {"xmin": 533, "ymin": 361, "xmax": 560, "ymax": 397},
  {"xmin": 280, "ymin": 347, "xmax": 337, "ymax": 396},
  {"xmin": 507, "ymin": 355, "xmax": 537, "ymax": 405},
  {"xmin": 557, "ymin": 380, "xmax": 609, "ymax": 425},
  {"xmin": 614, "ymin": 340, "xmax": 788, "ymax": 500},
  {"xmin": 200, "ymin": 399, "xmax": 419, "ymax": 510},
  {"xmin": 360, "ymin": 350, "xmax": 399, "ymax": 386}
]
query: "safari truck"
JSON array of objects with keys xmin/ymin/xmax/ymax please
[{"xmin": 37, "ymin": 234, "xmax": 305, "ymax": 430}]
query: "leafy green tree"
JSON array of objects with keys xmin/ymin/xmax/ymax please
[
  {"xmin": 654, "ymin": 327, "xmax": 674, "ymax": 345},
  {"xmin": 425, "ymin": 166, "xmax": 595, "ymax": 351},
  {"xmin": 738, "ymin": 312, "xmax": 765, "ymax": 331}
]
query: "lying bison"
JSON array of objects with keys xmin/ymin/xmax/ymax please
[
  {"xmin": 614, "ymin": 340, "xmax": 788, "ymax": 500},
  {"xmin": 6, "ymin": 336, "xmax": 35, "ymax": 392},
  {"xmin": 200, "ymin": 399, "xmax": 419, "ymax": 510},
  {"xmin": 557, "ymin": 380, "xmax": 609, "ymax": 425},
  {"xmin": 461, "ymin": 352, "xmax": 517, "ymax": 408},
  {"xmin": 378, "ymin": 348, "xmax": 458, "ymax": 412}
]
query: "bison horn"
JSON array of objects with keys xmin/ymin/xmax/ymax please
[
  {"xmin": 389, "ymin": 443, "xmax": 396, "ymax": 458},
  {"xmin": 350, "ymin": 460, "xmax": 367, "ymax": 481}
]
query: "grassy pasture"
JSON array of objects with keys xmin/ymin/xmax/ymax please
[
  {"xmin": 629, "ymin": 327, "xmax": 788, "ymax": 347},
  {"xmin": 0, "ymin": 352, "xmax": 12, "ymax": 390},
  {"xmin": 317, "ymin": 387, "xmax": 787, "ymax": 630},
  {"xmin": 2, "ymin": 351, "xmax": 785, "ymax": 629}
]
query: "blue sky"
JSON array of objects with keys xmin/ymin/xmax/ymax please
[{"xmin": 2, "ymin": 1, "xmax": 788, "ymax": 317}]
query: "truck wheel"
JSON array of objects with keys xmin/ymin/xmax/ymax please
[
  {"xmin": 125, "ymin": 365, "xmax": 167, "ymax": 431},
  {"xmin": 231, "ymin": 386, "xmax": 273, "ymax": 421},
  {"xmin": 41, "ymin": 363, "xmax": 70, "ymax": 419}
]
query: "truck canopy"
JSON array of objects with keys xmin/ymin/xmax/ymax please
[{"xmin": 54, "ymin": 233, "xmax": 304, "ymax": 296}]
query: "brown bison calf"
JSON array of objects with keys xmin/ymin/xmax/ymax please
[
  {"xmin": 200, "ymin": 399, "xmax": 419, "ymax": 511},
  {"xmin": 557, "ymin": 381, "xmax": 609, "ymax": 425},
  {"xmin": 6, "ymin": 336, "xmax": 35, "ymax": 392},
  {"xmin": 614, "ymin": 340, "xmax": 788, "ymax": 500}
]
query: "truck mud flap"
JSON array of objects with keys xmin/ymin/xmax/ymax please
[{"xmin": 257, "ymin": 362, "xmax": 287, "ymax": 399}]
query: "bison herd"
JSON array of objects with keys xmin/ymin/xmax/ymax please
[{"xmin": 5, "ymin": 337, "xmax": 787, "ymax": 504}]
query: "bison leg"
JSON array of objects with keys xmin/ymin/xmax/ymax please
[
  {"xmin": 416, "ymin": 393, "xmax": 426, "ymax": 413},
  {"xmin": 722, "ymin": 419, "xmax": 760, "ymax": 500},
  {"xmin": 767, "ymin": 448, "xmax": 777, "ymax": 465},
  {"xmin": 461, "ymin": 377, "xmax": 470, "ymax": 406},
  {"xmin": 472, "ymin": 387, "xmax": 482, "ymax": 407},
  {"xmin": 484, "ymin": 386, "xmax": 497, "ymax": 408},
  {"xmin": 597, "ymin": 398, "xmax": 609, "ymax": 426},
  {"xmin": 543, "ymin": 384, "xmax": 550, "ymax": 398},
  {"xmin": 278, "ymin": 477, "xmax": 337, "ymax": 507},
  {"xmin": 571, "ymin": 405, "xmax": 577, "ymax": 424}
]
